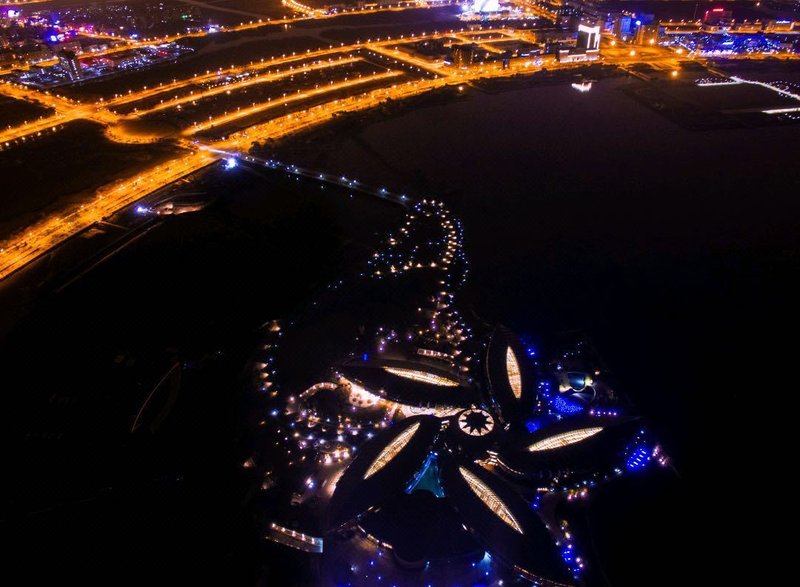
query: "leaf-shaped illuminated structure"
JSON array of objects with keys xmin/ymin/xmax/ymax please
[
  {"xmin": 527, "ymin": 427, "xmax": 604, "ymax": 452},
  {"xmin": 506, "ymin": 347, "xmax": 522, "ymax": 399},
  {"xmin": 364, "ymin": 421, "xmax": 421, "ymax": 479},
  {"xmin": 458, "ymin": 466, "xmax": 523, "ymax": 534},
  {"xmin": 383, "ymin": 367, "xmax": 460, "ymax": 387}
]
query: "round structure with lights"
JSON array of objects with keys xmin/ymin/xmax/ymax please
[{"xmin": 457, "ymin": 408, "xmax": 495, "ymax": 437}]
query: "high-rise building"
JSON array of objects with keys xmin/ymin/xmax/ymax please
[
  {"xmin": 577, "ymin": 24, "xmax": 600, "ymax": 51},
  {"xmin": 613, "ymin": 14, "xmax": 633, "ymax": 38},
  {"xmin": 57, "ymin": 49, "xmax": 82, "ymax": 81}
]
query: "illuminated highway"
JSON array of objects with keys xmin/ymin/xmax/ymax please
[
  {"xmin": 0, "ymin": 82, "xmax": 116, "ymax": 144},
  {"xmin": 282, "ymin": 0, "xmax": 327, "ymax": 18},
  {"xmin": 451, "ymin": 30, "xmax": 516, "ymax": 54},
  {"xmin": 215, "ymin": 76, "xmax": 447, "ymax": 149},
  {"xmin": 0, "ymin": 20, "xmax": 790, "ymax": 281},
  {"xmin": 367, "ymin": 44, "xmax": 454, "ymax": 75},
  {"xmin": 1, "ymin": 113, "xmax": 66, "ymax": 145},
  {"xmin": 0, "ymin": 27, "xmax": 515, "ymax": 146},
  {"xmin": 105, "ymin": 49, "xmax": 363, "ymax": 107},
  {"xmin": 185, "ymin": 69, "xmax": 403, "ymax": 135},
  {"xmin": 74, "ymin": 1, "xmax": 464, "ymax": 46},
  {"xmin": 0, "ymin": 151, "xmax": 215, "ymax": 279},
  {"xmin": 135, "ymin": 56, "xmax": 363, "ymax": 114},
  {"xmin": 0, "ymin": 1, "xmax": 464, "ymax": 72}
]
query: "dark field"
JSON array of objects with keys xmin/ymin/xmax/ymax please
[
  {"xmin": 210, "ymin": 0, "xmax": 294, "ymax": 17},
  {"xmin": 108, "ymin": 53, "xmax": 361, "ymax": 114},
  {"xmin": 196, "ymin": 74, "xmax": 412, "ymax": 139},
  {"xmin": 0, "ymin": 96, "xmax": 53, "ymax": 129},
  {"xmin": 0, "ymin": 120, "xmax": 183, "ymax": 239},
  {"xmin": 137, "ymin": 58, "xmax": 394, "ymax": 133},
  {"xmin": 1, "ymin": 163, "xmax": 402, "ymax": 585}
]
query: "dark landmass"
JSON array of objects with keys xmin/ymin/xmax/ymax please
[
  {"xmin": 0, "ymin": 96, "xmax": 54, "ymax": 129},
  {"xmin": 1, "ymin": 162, "xmax": 402, "ymax": 585},
  {"xmin": 0, "ymin": 120, "xmax": 184, "ymax": 239}
]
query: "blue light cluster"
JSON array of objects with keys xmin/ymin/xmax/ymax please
[
  {"xmin": 537, "ymin": 380, "xmax": 585, "ymax": 415},
  {"xmin": 559, "ymin": 533, "xmax": 585, "ymax": 579},
  {"xmin": 625, "ymin": 444, "xmax": 652, "ymax": 471},
  {"xmin": 589, "ymin": 408, "xmax": 621, "ymax": 417},
  {"xmin": 550, "ymin": 395, "xmax": 584, "ymax": 415},
  {"xmin": 518, "ymin": 334, "xmax": 537, "ymax": 360},
  {"xmin": 405, "ymin": 452, "xmax": 445, "ymax": 497},
  {"xmin": 524, "ymin": 418, "xmax": 542, "ymax": 433},
  {"xmin": 561, "ymin": 545, "xmax": 583, "ymax": 579},
  {"xmin": 669, "ymin": 32, "xmax": 787, "ymax": 56},
  {"xmin": 624, "ymin": 431, "xmax": 655, "ymax": 471}
]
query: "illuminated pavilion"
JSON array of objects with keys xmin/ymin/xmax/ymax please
[{"xmin": 256, "ymin": 201, "xmax": 663, "ymax": 586}]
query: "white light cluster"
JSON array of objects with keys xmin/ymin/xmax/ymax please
[
  {"xmin": 527, "ymin": 427, "xmax": 603, "ymax": 452},
  {"xmin": 364, "ymin": 422, "xmax": 421, "ymax": 479},
  {"xmin": 459, "ymin": 467, "xmax": 523, "ymax": 533},
  {"xmin": 505, "ymin": 347, "xmax": 522, "ymax": 399},
  {"xmin": 383, "ymin": 367, "xmax": 460, "ymax": 387}
]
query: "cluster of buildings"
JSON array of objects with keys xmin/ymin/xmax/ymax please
[
  {"xmin": 659, "ymin": 8, "xmax": 799, "ymax": 55},
  {"xmin": 10, "ymin": 43, "xmax": 191, "ymax": 88},
  {"xmin": 458, "ymin": 0, "xmax": 531, "ymax": 21},
  {"xmin": 6, "ymin": 1, "xmax": 212, "ymax": 39},
  {"xmin": 410, "ymin": 22, "xmax": 601, "ymax": 70},
  {"xmin": 1, "ymin": 8, "xmax": 110, "ymax": 68},
  {"xmin": 555, "ymin": 22, "xmax": 600, "ymax": 62},
  {"xmin": 608, "ymin": 7, "xmax": 798, "ymax": 39},
  {"xmin": 251, "ymin": 198, "xmax": 664, "ymax": 585},
  {"xmin": 599, "ymin": 3, "xmax": 799, "ymax": 54},
  {"xmin": 0, "ymin": 2, "xmax": 215, "ymax": 70},
  {"xmin": 451, "ymin": 0, "xmax": 800, "ymax": 56}
]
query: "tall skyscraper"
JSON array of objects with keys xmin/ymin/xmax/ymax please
[
  {"xmin": 577, "ymin": 24, "xmax": 600, "ymax": 51},
  {"xmin": 57, "ymin": 49, "xmax": 82, "ymax": 81}
]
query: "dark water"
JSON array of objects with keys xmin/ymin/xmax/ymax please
[{"xmin": 275, "ymin": 75, "xmax": 800, "ymax": 583}]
